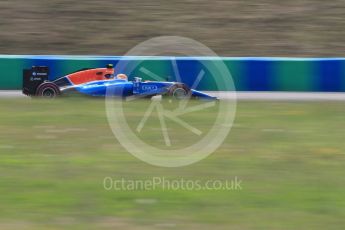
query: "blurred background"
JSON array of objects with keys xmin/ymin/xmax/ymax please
[{"xmin": 1, "ymin": 0, "xmax": 345, "ymax": 56}]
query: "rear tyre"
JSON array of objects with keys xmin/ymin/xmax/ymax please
[
  {"xmin": 35, "ymin": 82, "xmax": 61, "ymax": 98},
  {"xmin": 167, "ymin": 83, "xmax": 191, "ymax": 100}
]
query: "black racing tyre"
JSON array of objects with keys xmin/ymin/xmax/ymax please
[
  {"xmin": 167, "ymin": 83, "xmax": 191, "ymax": 99},
  {"xmin": 35, "ymin": 82, "xmax": 61, "ymax": 98}
]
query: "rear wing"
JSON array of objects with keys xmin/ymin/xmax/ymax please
[{"xmin": 23, "ymin": 66, "xmax": 49, "ymax": 96}]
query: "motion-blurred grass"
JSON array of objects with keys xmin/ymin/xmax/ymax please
[
  {"xmin": 0, "ymin": 98, "xmax": 345, "ymax": 229},
  {"xmin": 1, "ymin": 0, "xmax": 345, "ymax": 56}
]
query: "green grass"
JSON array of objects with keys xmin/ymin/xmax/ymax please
[{"xmin": 0, "ymin": 98, "xmax": 345, "ymax": 229}]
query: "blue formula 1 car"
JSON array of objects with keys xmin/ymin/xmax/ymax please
[{"xmin": 22, "ymin": 64, "xmax": 216, "ymax": 100}]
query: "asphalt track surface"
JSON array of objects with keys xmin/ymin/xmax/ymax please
[{"xmin": 2, "ymin": 90, "xmax": 345, "ymax": 101}]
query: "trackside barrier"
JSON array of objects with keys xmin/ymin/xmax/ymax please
[{"xmin": 0, "ymin": 55, "xmax": 344, "ymax": 91}]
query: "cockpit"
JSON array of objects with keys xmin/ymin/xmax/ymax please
[
  {"xmin": 105, "ymin": 64, "xmax": 128, "ymax": 80},
  {"xmin": 104, "ymin": 74, "xmax": 114, "ymax": 79}
]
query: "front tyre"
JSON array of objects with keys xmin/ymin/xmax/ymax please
[
  {"xmin": 36, "ymin": 82, "xmax": 61, "ymax": 98},
  {"xmin": 167, "ymin": 83, "xmax": 191, "ymax": 100}
]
